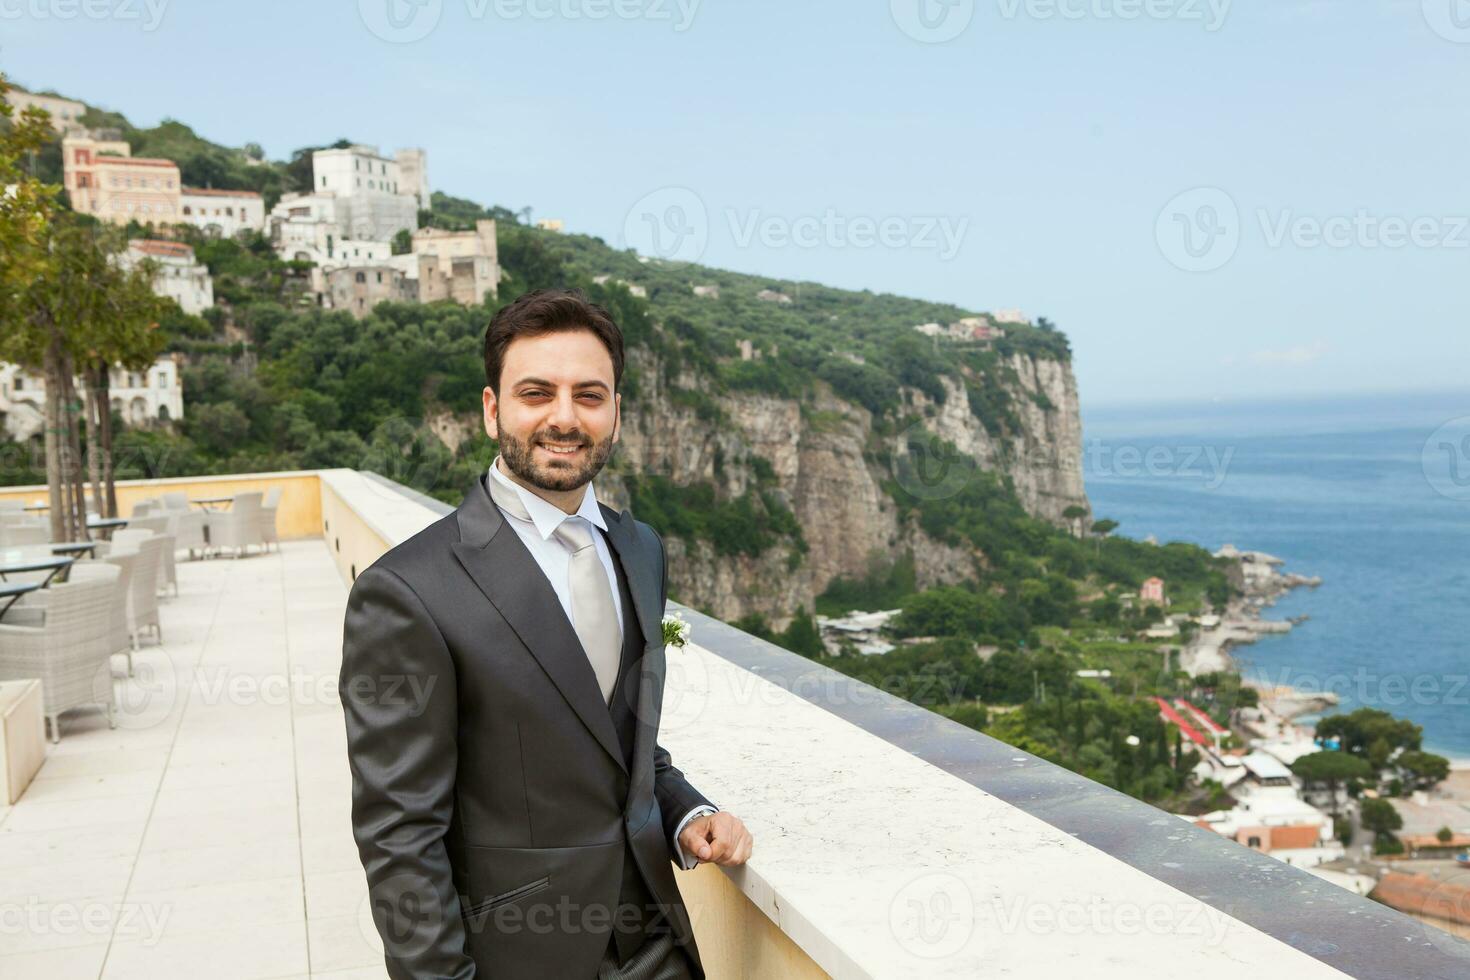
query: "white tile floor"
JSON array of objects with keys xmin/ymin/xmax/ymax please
[{"xmin": 0, "ymin": 539, "xmax": 389, "ymax": 980}]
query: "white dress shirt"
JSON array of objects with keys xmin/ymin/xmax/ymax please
[{"xmin": 487, "ymin": 459, "xmax": 716, "ymax": 869}]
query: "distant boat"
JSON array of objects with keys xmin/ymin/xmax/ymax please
[{"xmin": 1457, "ymin": 852, "xmax": 1470, "ymax": 868}]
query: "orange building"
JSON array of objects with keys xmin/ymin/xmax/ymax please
[{"xmin": 62, "ymin": 135, "xmax": 181, "ymax": 225}]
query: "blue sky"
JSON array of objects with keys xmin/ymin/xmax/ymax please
[{"xmin": 4, "ymin": 0, "xmax": 1466, "ymax": 408}]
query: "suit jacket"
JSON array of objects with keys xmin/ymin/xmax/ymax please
[{"xmin": 340, "ymin": 471, "xmax": 714, "ymax": 979}]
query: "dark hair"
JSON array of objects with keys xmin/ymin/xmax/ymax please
[{"xmin": 483, "ymin": 288, "xmax": 624, "ymax": 397}]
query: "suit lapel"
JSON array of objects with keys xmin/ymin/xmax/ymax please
[{"xmin": 450, "ymin": 472, "xmax": 662, "ymax": 778}]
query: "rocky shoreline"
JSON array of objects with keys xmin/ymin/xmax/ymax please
[{"xmin": 1180, "ymin": 544, "xmax": 1332, "ymax": 717}]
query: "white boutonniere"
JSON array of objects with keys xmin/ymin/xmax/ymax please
[{"xmin": 661, "ymin": 612, "xmax": 691, "ymax": 650}]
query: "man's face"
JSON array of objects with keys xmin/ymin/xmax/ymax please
[{"xmin": 483, "ymin": 329, "xmax": 620, "ymax": 492}]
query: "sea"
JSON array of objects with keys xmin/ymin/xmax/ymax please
[{"xmin": 1082, "ymin": 389, "xmax": 1470, "ymax": 761}]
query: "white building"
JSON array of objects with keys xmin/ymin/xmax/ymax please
[
  {"xmin": 180, "ymin": 187, "xmax": 265, "ymax": 237},
  {"xmin": 0, "ymin": 355, "xmax": 184, "ymax": 441},
  {"xmin": 395, "ymin": 148, "xmax": 431, "ymax": 210},
  {"xmin": 4, "ymin": 88, "xmax": 87, "ymax": 134},
  {"xmin": 308, "ymin": 144, "xmax": 419, "ymax": 242},
  {"xmin": 119, "ymin": 240, "xmax": 214, "ymax": 315},
  {"xmin": 386, "ymin": 220, "xmax": 500, "ymax": 307},
  {"xmin": 1188, "ymin": 751, "xmax": 1342, "ymax": 869}
]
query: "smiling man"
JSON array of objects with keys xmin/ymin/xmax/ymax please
[{"xmin": 341, "ymin": 288, "xmax": 752, "ymax": 980}]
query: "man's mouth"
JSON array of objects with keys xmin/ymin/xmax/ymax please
[{"xmin": 539, "ymin": 443, "xmax": 584, "ymax": 458}]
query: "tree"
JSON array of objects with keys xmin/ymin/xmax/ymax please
[
  {"xmin": 1395, "ymin": 750, "xmax": 1450, "ymax": 792},
  {"xmin": 391, "ymin": 228, "xmax": 413, "ymax": 255},
  {"xmin": 1316, "ymin": 708, "xmax": 1423, "ymax": 770},
  {"xmin": 1437, "ymin": 826, "xmax": 1454, "ymax": 844},
  {"xmin": 1062, "ymin": 504, "xmax": 1088, "ymax": 538},
  {"xmin": 1090, "ymin": 518, "xmax": 1119, "ymax": 556},
  {"xmin": 1291, "ymin": 751, "xmax": 1373, "ymax": 817},
  {"xmin": 1359, "ymin": 797, "xmax": 1403, "ymax": 837},
  {"xmin": 0, "ymin": 77, "xmax": 168, "ymax": 537}
]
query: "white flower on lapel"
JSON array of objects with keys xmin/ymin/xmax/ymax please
[{"xmin": 661, "ymin": 612, "xmax": 691, "ymax": 650}]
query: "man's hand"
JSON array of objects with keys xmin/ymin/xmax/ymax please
[{"xmin": 677, "ymin": 811, "xmax": 753, "ymax": 866}]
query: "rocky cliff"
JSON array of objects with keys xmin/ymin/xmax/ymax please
[{"xmin": 596, "ymin": 341, "xmax": 1090, "ymax": 628}]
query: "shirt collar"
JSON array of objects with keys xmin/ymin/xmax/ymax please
[{"xmin": 488, "ymin": 453, "xmax": 608, "ymax": 541}]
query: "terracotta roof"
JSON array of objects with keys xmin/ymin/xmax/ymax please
[
  {"xmin": 128, "ymin": 239, "xmax": 195, "ymax": 259},
  {"xmin": 1372, "ymin": 871, "xmax": 1470, "ymax": 926},
  {"xmin": 94, "ymin": 156, "xmax": 178, "ymax": 169},
  {"xmin": 182, "ymin": 186, "xmax": 262, "ymax": 198}
]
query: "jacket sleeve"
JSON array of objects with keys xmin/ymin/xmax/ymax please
[
  {"xmin": 648, "ymin": 528, "xmax": 718, "ymax": 855},
  {"xmin": 340, "ymin": 564, "xmax": 475, "ymax": 980}
]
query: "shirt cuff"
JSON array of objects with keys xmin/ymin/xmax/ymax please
[{"xmin": 671, "ymin": 804, "xmax": 719, "ymax": 869}]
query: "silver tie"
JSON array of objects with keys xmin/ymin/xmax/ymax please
[{"xmin": 486, "ymin": 465, "xmax": 623, "ymax": 705}]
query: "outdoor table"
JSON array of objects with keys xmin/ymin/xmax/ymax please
[
  {"xmin": 85, "ymin": 517, "xmax": 128, "ymax": 541},
  {"xmin": 50, "ymin": 541, "xmax": 98, "ymax": 559},
  {"xmin": 0, "ymin": 555, "xmax": 75, "ymax": 588},
  {"xmin": 21, "ymin": 503, "xmax": 47, "ymax": 512},
  {"xmin": 0, "ymin": 582, "xmax": 41, "ymax": 621},
  {"xmin": 191, "ymin": 497, "xmax": 233, "ymax": 548}
]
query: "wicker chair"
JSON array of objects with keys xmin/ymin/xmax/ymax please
[
  {"xmin": 106, "ymin": 534, "xmax": 163, "ymax": 649},
  {"xmin": 70, "ymin": 558, "xmax": 136, "ymax": 676},
  {"xmin": 206, "ymin": 492, "xmax": 266, "ymax": 559},
  {"xmin": 0, "ymin": 522, "xmax": 48, "ymax": 548},
  {"xmin": 0, "ymin": 570, "xmax": 120, "ymax": 742},
  {"xmin": 261, "ymin": 487, "xmax": 282, "ymax": 553},
  {"xmin": 109, "ymin": 523, "xmax": 177, "ymax": 598}
]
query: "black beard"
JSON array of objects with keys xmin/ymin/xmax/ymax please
[{"xmin": 498, "ymin": 428, "xmax": 615, "ymax": 492}]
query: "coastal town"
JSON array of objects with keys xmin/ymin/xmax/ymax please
[{"xmin": 817, "ymin": 543, "xmax": 1470, "ymax": 940}]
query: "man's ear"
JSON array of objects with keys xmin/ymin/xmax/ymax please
[
  {"xmin": 612, "ymin": 392, "xmax": 621, "ymax": 443},
  {"xmin": 483, "ymin": 386, "xmax": 498, "ymax": 439}
]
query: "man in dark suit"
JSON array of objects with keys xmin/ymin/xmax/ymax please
[{"xmin": 341, "ymin": 288, "xmax": 753, "ymax": 979}]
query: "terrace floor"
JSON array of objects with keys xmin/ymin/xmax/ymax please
[{"xmin": 0, "ymin": 539, "xmax": 388, "ymax": 980}]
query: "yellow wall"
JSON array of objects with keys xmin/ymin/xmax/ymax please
[
  {"xmin": 318, "ymin": 476, "xmax": 392, "ymax": 589},
  {"xmin": 0, "ymin": 472, "xmax": 321, "ymax": 540},
  {"xmin": 675, "ymin": 865, "xmax": 831, "ymax": 979}
]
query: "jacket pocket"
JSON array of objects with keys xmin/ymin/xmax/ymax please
[{"xmin": 460, "ymin": 875, "xmax": 551, "ymax": 920}]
